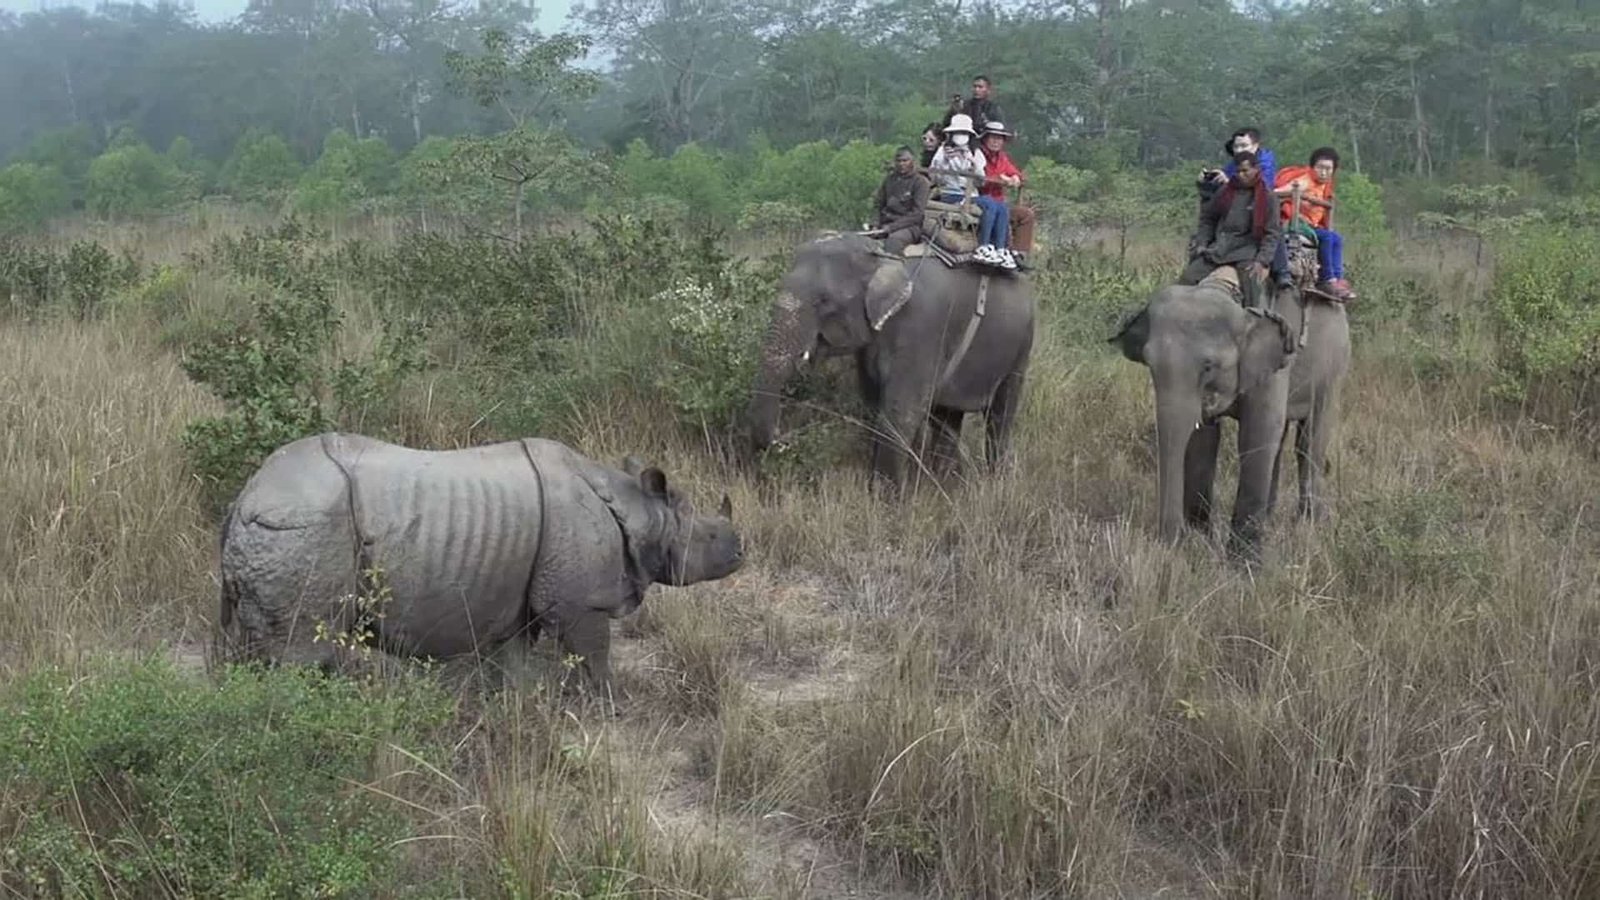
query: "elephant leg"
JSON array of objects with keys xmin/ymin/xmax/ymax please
[
  {"xmin": 872, "ymin": 381, "xmax": 932, "ymax": 492},
  {"xmin": 1265, "ymin": 421, "xmax": 1291, "ymax": 518},
  {"xmin": 1183, "ymin": 420, "xmax": 1222, "ymax": 532},
  {"xmin": 984, "ymin": 364, "xmax": 1027, "ymax": 473},
  {"xmin": 926, "ymin": 406, "xmax": 964, "ymax": 479},
  {"xmin": 1228, "ymin": 387, "xmax": 1290, "ymax": 562},
  {"xmin": 1297, "ymin": 397, "xmax": 1338, "ymax": 522}
]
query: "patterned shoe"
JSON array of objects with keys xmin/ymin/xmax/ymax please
[
  {"xmin": 997, "ymin": 248, "xmax": 1018, "ymax": 270},
  {"xmin": 1318, "ymin": 278, "xmax": 1356, "ymax": 302}
]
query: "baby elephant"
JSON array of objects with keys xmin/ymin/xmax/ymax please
[{"xmin": 218, "ymin": 432, "xmax": 744, "ymax": 692}]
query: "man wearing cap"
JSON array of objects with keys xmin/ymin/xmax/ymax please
[
  {"xmin": 979, "ymin": 121, "xmax": 1034, "ymax": 270},
  {"xmin": 871, "ymin": 145, "xmax": 931, "ymax": 255}
]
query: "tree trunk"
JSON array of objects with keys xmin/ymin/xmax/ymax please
[
  {"xmin": 1484, "ymin": 70, "xmax": 1494, "ymax": 161},
  {"xmin": 514, "ymin": 181, "xmax": 525, "ymax": 241},
  {"xmin": 1410, "ymin": 61, "xmax": 1431, "ymax": 178}
]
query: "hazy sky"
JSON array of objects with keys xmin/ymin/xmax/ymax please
[{"xmin": 0, "ymin": 0, "xmax": 578, "ymax": 32}]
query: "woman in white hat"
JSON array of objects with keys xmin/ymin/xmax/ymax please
[{"xmin": 929, "ymin": 113, "xmax": 987, "ymax": 206}]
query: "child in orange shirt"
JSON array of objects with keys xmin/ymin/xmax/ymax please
[{"xmin": 1275, "ymin": 147, "xmax": 1354, "ymax": 301}]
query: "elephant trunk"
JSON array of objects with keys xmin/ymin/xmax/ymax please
[
  {"xmin": 748, "ymin": 291, "xmax": 816, "ymax": 452},
  {"xmin": 1154, "ymin": 384, "xmax": 1202, "ymax": 544}
]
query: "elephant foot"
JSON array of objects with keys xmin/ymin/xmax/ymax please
[
  {"xmin": 1225, "ymin": 527, "xmax": 1265, "ymax": 569},
  {"xmin": 1297, "ymin": 496, "xmax": 1331, "ymax": 523}
]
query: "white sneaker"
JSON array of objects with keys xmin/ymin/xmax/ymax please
[
  {"xmin": 997, "ymin": 248, "xmax": 1018, "ymax": 270},
  {"xmin": 975, "ymin": 244, "xmax": 997, "ymax": 263}
]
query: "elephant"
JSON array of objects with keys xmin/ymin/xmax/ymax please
[
  {"xmin": 1111, "ymin": 278, "xmax": 1350, "ymax": 559},
  {"xmin": 747, "ymin": 233, "xmax": 1037, "ymax": 487},
  {"xmin": 218, "ymin": 432, "xmax": 744, "ymax": 692}
]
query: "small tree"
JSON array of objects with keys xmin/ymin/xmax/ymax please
[
  {"xmin": 438, "ymin": 28, "xmax": 603, "ymax": 238},
  {"xmin": 1418, "ymin": 184, "xmax": 1540, "ymax": 291}
]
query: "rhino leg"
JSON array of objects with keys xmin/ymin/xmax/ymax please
[{"xmin": 548, "ymin": 606, "xmax": 614, "ymax": 697}]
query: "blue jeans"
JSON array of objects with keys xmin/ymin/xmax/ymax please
[
  {"xmin": 974, "ymin": 196, "xmax": 1010, "ymax": 247},
  {"xmin": 1313, "ymin": 227, "xmax": 1343, "ymax": 280},
  {"xmin": 1272, "ymin": 238, "xmax": 1289, "ymax": 283}
]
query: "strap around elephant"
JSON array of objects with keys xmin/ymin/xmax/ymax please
[{"xmin": 938, "ymin": 273, "xmax": 990, "ymax": 388}]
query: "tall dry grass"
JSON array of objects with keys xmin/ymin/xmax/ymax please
[
  {"xmin": 0, "ymin": 320, "xmax": 219, "ymax": 675},
  {"xmin": 2, "ymin": 217, "xmax": 1598, "ymax": 897}
]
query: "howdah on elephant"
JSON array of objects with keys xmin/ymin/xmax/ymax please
[
  {"xmin": 1111, "ymin": 279, "xmax": 1350, "ymax": 558},
  {"xmin": 747, "ymin": 233, "xmax": 1036, "ymax": 486},
  {"xmin": 219, "ymin": 432, "xmax": 744, "ymax": 691}
]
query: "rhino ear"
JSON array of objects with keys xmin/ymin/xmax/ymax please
[
  {"xmin": 639, "ymin": 467, "xmax": 669, "ymax": 499},
  {"xmin": 719, "ymin": 493, "xmax": 733, "ymax": 518}
]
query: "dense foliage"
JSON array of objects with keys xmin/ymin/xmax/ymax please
[{"xmin": 1, "ymin": 0, "xmax": 1597, "ymax": 231}]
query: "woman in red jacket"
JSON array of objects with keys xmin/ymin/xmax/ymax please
[{"xmin": 976, "ymin": 121, "xmax": 1023, "ymax": 270}]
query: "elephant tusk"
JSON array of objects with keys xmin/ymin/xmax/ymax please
[{"xmin": 800, "ymin": 349, "xmax": 811, "ymax": 364}]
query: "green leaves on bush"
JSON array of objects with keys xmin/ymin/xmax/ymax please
[
  {"xmin": 0, "ymin": 236, "xmax": 140, "ymax": 318},
  {"xmin": 0, "ymin": 657, "xmax": 452, "ymax": 898},
  {"xmin": 1488, "ymin": 223, "xmax": 1600, "ymax": 406},
  {"xmin": 0, "ymin": 162, "xmax": 72, "ymax": 228},
  {"xmin": 181, "ymin": 219, "xmax": 424, "ymax": 510}
]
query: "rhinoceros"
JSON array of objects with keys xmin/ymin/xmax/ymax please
[{"xmin": 218, "ymin": 432, "xmax": 744, "ymax": 690}]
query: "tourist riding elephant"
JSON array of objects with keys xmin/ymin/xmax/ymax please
[
  {"xmin": 1111, "ymin": 280, "xmax": 1350, "ymax": 559},
  {"xmin": 747, "ymin": 233, "xmax": 1036, "ymax": 487}
]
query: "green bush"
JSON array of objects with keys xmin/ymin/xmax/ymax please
[
  {"xmin": 182, "ymin": 220, "xmax": 423, "ymax": 510},
  {"xmin": 85, "ymin": 140, "xmax": 185, "ymax": 218},
  {"xmin": 0, "ymin": 657, "xmax": 452, "ymax": 898},
  {"xmin": 0, "ymin": 162, "xmax": 72, "ymax": 228},
  {"xmin": 0, "ymin": 236, "xmax": 140, "ymax": 318},
  {"xmin": 1488, "ymin": 223, "xmax": 1600, "ymax": 405},
  {"xmin": 292, "ymin": 128, "xmax": 399, "ymax": 215},
  {"xmin": 222, "ymin": 129, "xmax": 302, "ymax": 205}
]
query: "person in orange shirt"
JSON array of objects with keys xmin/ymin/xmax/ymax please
[{"xmin": 1275, "ymin": 147, "xmax": 1354, "ymax": 301}]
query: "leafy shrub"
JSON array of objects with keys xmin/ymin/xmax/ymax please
[
  {"xmin": 1488, "ymin": 223, "xmax": 1600, "ymax": 409},
  {"xmin": 0, "ymin": 657, "xmax": 451, "ymax": 897},
  {"xmin": 736, "ymin": 200, "xmax": 809, "ymax": 237},
  {"xmin": 292, "ymin": 128, "xmax": 399, "ymax": 216},
  {"xmin": 222, "ymin": 128, "xmax": 302, "ymax": 205},
  {"xmin": 85, "ymin": 140, "xmax": 185, "ymax": 217},
  {"xmin": 0, "ymin": 162, "xmax": 72, "ymax": 228},
  {"xmin": 0, "ymin": 236, "xmax": 140, "ymax": 318},
  {"xmin": 182, "ymin": 220, "xmax": 424, "ymax": 509},
  {"xmin": 652, "ymin": 273, "xmax": 768, "ymax": 427}
]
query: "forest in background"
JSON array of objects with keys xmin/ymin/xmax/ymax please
[{"xmin": 1, "ymin": 0, "xmax": 1599, "ymax": 235}]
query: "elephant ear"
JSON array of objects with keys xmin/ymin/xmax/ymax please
[
  {"xmin": 1108, "ymin": 307, "xmax": 1150, "ymax": 364},
  {"xmin": 863, "ymin": 259, "xmax": 913, "ymax": 332},
  {"xmin": 1238, "ymin": 307, "xmax": 1296, "ymax": 395}
]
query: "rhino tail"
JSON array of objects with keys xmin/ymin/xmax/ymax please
[{"xmin": 217, "ymin": 501, "xmax": 246, "ymax": 651}]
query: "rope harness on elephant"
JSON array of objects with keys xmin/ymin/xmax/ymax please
[{"xmin": 938, "ymin": 273, "xmax": 991, "ymax": 388}]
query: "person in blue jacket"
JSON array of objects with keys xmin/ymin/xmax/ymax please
[{"xmin": 1221, "ymin": 128, "xmax": 1290, "ymax": 290}]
